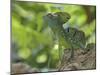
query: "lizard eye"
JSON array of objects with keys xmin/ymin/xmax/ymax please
[
  {"xmin": 47, "ymin": 14, "xmax": 52, "ymax": 17},
  {"xmin": 66, "ymin": 16, "xmax": 70, "ymax": 20},
  {"xmin": 67, "ymin": 17, "xmax": 70, "ymax": 19}
]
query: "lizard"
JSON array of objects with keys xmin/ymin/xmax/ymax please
[{"xmin": 43, "ymin": 12, "xmax": 86, "ymax": 62}]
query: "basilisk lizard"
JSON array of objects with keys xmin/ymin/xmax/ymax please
[{"xmin": 44, "ymin": 12, "xmax": 86, "ymax": 62}]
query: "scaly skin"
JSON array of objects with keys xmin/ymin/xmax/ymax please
[{"xmin": 44, "ymin": 12, "xmax": 86, "ymax": 61}]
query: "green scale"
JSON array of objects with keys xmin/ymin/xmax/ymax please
[{"xmin": 44, "ymin": 12, "xmax": 86, "ymax": 61}]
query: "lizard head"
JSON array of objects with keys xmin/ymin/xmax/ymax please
[
  {"xmin": 43, "ymin": 12, "xmax": 71, "ymax": 26},
  {"xmin": 54, "ymin": 12, "xmax": 71, "ymax": 24}
]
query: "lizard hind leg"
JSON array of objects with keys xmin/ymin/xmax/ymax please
[{"xmin": 68, "ymin": 47, "xmax": 75, "ymax": 62}]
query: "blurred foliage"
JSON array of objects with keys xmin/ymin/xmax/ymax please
[{"xmin": 11, "ymin": 0, "xmax": 96, "ymax": 71}]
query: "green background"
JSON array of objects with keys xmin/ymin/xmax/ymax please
[{"xmin": 11, "ymin": 1, "xmax": 96, "ymax": 72}]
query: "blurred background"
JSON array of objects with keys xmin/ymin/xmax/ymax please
[{"xmin": 11, "ymin": 0, "xmax": 96, "ymax": 72}]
